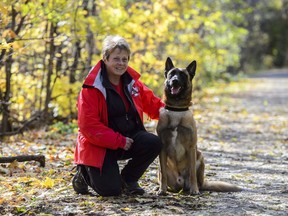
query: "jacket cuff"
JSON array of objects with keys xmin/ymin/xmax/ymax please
[{"xmin": 119, "ymin": 136, "xmax": 126, "ymax": 149}]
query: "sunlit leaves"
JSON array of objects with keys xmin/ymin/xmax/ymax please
[
  {"xmin": 0, "ymin": 0, "xmax": 251, "ymax": 125},
  {"xmin": 41, "ymin": 177, "xmax": 55, "ymax": 189},
  {"xmin": 0, "ymin": 39, "xmax": 14, "ymax": 50},
  {"xmin": 52, "ymin": 77, "xmax": 82, "ymax": 117}
]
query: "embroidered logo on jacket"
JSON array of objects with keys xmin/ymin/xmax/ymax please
[{"xmin": 131, "ymin": 86, "xmax": 139, "ymax": 97}]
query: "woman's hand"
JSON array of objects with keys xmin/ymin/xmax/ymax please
[{"xmin": 124, "ymin": 137, "xmax": 134, "ymax": 150}]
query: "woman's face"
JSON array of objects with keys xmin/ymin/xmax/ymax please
[{"xmin": 104, "ymin": 48, "xmax": 129, "ymax": 80}]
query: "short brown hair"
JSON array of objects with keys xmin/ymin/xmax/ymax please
[{"xmin": 102, "ymin": 35, "xmax": 131, "ymax": 60}]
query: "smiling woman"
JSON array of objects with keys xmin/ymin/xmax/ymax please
[
  {"xmin": 72, "ymin": 35, "xmax": 165, "ymax": 197},
  {"xmin": 102, "ymin": 35, "xmax": 131, "ymax": 60},
  {"xmin": 102, "ymin": 36, "xmax": 131, "ymax": 85},
  {"xmin": 103, "ymin": 48, "xmax": 129, "ymax": 85}
]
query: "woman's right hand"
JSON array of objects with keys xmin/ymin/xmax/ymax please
[{"xmin": 123, "ymin": 137, "xmax": 134, "ymax": 151}]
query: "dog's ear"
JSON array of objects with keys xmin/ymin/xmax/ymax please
[
  {"xmin": 186, "ymin": 60, "xmax": 196, "ymax": 80},
  {"xmin": 165, "ymin": 57, "xmax": 174, "ymax": 78}
]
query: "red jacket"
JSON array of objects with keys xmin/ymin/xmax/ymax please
[{"xmin": 74, "ymin": 60, "xmax": 165, "ymax": 169}]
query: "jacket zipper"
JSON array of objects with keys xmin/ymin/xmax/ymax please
[{"xmin": 124, "ymin": 85, "xmax": 144, "ymax": 130}]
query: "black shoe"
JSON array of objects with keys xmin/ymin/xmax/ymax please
[
  {"xmin": 123, "ymin": 181, "xmax": 145, "ymax": 195},
  {"xmin": 72, "ymin": 166, "xmax": 89, "ymax": 194}
]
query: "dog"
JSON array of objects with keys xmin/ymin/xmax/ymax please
[{"xmin": 156, "ymin": 57, "xmax": 242, "ymax": 195}]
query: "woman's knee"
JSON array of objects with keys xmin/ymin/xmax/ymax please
[{"xmin": 147, "ymin": 134, "xmax": 163, "ymax": 154}]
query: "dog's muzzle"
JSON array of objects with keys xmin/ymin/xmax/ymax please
[{"xmin": 169, "ymin": 79, "xmax": 182, "ymax": 95}]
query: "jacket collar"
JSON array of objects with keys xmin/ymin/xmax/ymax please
[
  {"xmin": 83, "ymin": 60, "xmax": 140, "ymax": 99},
  {"xmin": 83, "ymin": 60, "xmax": 140, "ymax": 88},
  {"xmin": 101, "ymin": 63, "xmax": 133, "ymax": 90}
]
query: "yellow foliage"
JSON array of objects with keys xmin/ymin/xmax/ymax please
[
  {"xmin": 0, "ymin": 3, "xmax": 8, "ymax": 15},
  {"xmin": 52, "ymin": 76, "xmax": 82, "ymax": 117},
  {"xmin": 2, "ymin": 29, "xmax": 17, "ymax": 38},
  {"xmin": 0, "ymin": 39, "xmax": 13, "ymax": 50},
  {"xmin": 0, "ymin": 0, "xmax": 248, "ymax": 122},
  {"xmin": 8, "ymin": 160, "xmax": 19, "ymax": 169},
  {"xmin": 0, "ymin": 198, "xmax": 5, "ymax": 205},
  {"xmin": 41, "ymin": 177, "xmax": 55, "ymax": 189},
  {"xmin": 16, "ymin": 95, "xmax": 25, "ymax": 104}
]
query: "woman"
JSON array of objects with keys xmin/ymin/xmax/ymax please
[{"xmin": 73, "ymin": 35, "xmax": 165, "ymax": 196}]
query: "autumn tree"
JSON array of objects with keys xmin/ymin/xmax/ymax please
[{"xmin": 0, "ymin": 1, "xmax": 28, "ymax": 134}]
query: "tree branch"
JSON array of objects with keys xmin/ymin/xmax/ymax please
[{"xmin": 0, "ymin": 155, "xmax": 45, "ymax": 167}]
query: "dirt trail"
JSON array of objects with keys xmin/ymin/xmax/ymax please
[{"xmin": 191, "ymin": 70, "xmax": 288, "ymax": 215}]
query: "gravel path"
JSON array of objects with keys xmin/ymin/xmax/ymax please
[{"xmin": 191, "ymin": 70, "xmax": 288, "ymax": 215}]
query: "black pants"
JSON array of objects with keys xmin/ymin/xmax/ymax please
[{"xmin": 80, "ymin": 130, "xmax": 162, "ymax": 196}]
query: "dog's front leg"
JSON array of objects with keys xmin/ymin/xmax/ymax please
[
  {"xmin": 158, "ymin": 150, "xmax": 168, "ymax": 195},
  {"xmin": 189, "ymin": 146, "xmax": 200, "ymax": 195}
]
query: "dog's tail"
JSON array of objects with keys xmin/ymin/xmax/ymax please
[{"xmin": 201, "ymin": 181, "xmax": 242, "ymax": 192}]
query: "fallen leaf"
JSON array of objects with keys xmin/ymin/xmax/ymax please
[
  {"xmin": 120, "ymin": 207, "xmax": 131, "ymax": 212},
  {"xmin": 41, "ymin": 177, "xmax": 55, "ymax": 189}
]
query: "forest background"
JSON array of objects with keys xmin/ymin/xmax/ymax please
[{"xmin": 0, "ymin": 0, "xmax": 288, "ymax": 135}]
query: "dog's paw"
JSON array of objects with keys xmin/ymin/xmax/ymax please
[
  {"xmin": 189, "ymin": 189, "xmax": 200, "ymax": 195},
  {"xmin": 157, "ymin": 190, "xmax": 167, "ymax": 196}
]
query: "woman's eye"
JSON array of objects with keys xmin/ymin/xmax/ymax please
[{"xmin": 113, "ymin": 57, "xmax": 128, "ymax": 63}]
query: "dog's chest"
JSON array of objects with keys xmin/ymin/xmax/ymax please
[
  {"xmin": 167, "ymin": 127, "xmax": 186, "ymax": 161},
  {"xmin": 167, "ymin": 112, "xmax": 183, "ymax": 128},
  {"xmin": 160, "ymin": 110, "xmax": 194, "ymax": 161}
]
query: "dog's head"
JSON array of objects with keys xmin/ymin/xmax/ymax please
[{"xmin": 164, "ymin": 57, "xmax": 196, "ymax": 97}]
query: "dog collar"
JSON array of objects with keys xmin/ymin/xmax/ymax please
[{"xmin": 165, "ymin": 105, "xmax": 189, "ymax": 112}]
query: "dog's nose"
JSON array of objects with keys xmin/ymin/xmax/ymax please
[{"xmin": 171, "ymin": 78, "xmax": 179, "ymax": 85}]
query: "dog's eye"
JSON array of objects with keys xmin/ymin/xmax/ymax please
[{"xmin": 180, "ymin": 73, "xmax": 188, "ymax": 79}]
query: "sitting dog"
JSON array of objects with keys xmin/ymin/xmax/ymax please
[{"xmin": 157, "ymin": 57, "xmax": 242, "ymax": 195}]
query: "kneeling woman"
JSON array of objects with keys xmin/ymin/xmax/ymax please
[{"xmin": 73, "ymin": 35, "xmax": 164, "ymax": 196}]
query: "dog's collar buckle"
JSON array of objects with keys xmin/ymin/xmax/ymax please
[{"xmin": 165, "ymin": 105, "xmax": 189, "ymax": 112}]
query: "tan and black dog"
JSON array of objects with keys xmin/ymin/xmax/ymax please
[{"xmin": 157, "ymin": 57, "xmax": 242, "ymax": 195}]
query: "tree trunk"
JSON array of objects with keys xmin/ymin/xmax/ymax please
[
  {"xmin": 0, "ymin": 6, "xmax": 18, "ymax": 134},
  {"xmin": 1, "ymin": 51, "xmax": 13, "ymax": 133},
  {"xmin": 69, "ymin": 40, "xmax": 81, "ymax": 84},
  {"xmin": 83, "ymin": 0, "xmax": 97, "ymax": 80},
  {"xmin": 86, "ymin": 28, "xmax": 95, "ymax": 70},
  {"xmin": 42, "ymin": 22, "xmax": 57, "ymax": 122},
  {"xmin": 0, "ymin": 5, "xmax": 26, "ymax": 135}
]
